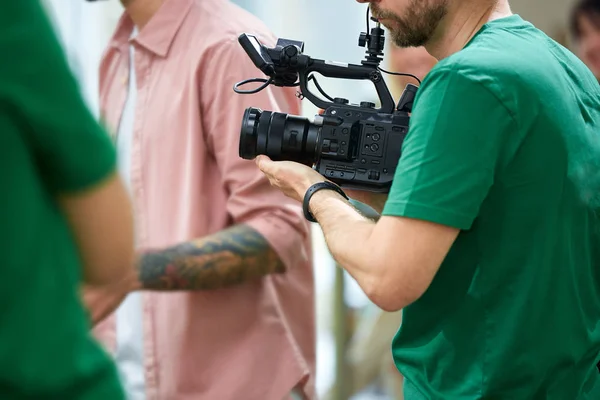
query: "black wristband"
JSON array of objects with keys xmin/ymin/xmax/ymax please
[{"xmin": 302, "ymin": 181, "xmax": 349, "ymax": 223}]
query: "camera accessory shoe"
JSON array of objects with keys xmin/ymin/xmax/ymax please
[{"xmin": 303, "ymin": 181, "xmax": 349, "ymax": 223}]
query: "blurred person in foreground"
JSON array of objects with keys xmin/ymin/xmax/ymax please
[
  {"xmin": 83, "ymin": 0, "xmax": 315, "ymax": 399},
  {"xmin": 570, "ymin": 0, "xmax": 600, "ymax": 82},
  {"xmin": 1, "ymin": 1, "xmax": 135, "ymax": 399},
  {"xmin": 255, "ymin": 0, "xmax": 600, "ymax": 398}
]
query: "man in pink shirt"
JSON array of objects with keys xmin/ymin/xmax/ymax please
[{"xmin": 83, "ymin": 0, "xmax": 315, "ymax": 399}]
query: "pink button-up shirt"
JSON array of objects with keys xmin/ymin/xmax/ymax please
[{"xmin": 94, "ymin": 1, "xmax": 316, "ymax": 399}]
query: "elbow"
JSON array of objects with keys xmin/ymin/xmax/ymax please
[{"xmin": 363, "ymin": 275, "xmax": 422, "ymax": 313}]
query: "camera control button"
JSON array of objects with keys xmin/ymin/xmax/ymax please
[
  {"xmin": 370, "ymin": 143, "xmax": 379, "ymax": 152},
  {"xmin": 285, "ymin": 46, "xmax": 298, "ymax": 57},
  {"xmin": 368, "ymin": 170, "xmax": 380, "ymax": 180},
  {"xmin": 372, "ymin": 133, "xmax": 381, "ymax": 142},
  {"xmin": 325, "ymin": 168, "xmax": 356, "ymax": 180},
  {"xmin": 333, "ymin": 97, "xmax": 349, "ymax": 104},
  {"xmin": 360, "ymin": 102, "xmax": 376, "ymax": 109}
]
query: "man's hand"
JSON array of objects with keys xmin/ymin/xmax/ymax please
[
  {"xmin": 255, "ymin": 154, "xmax": 389, "ymax": 214},
  {"xmin": 255, "ymin": 155, "xmax": 325, "ymax": 202},
  {"xmin": 81, "ymin": 271, "xmax": 139, "ymax": 326}
]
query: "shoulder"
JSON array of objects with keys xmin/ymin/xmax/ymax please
[
  {"xmin": 427, "ymin": 45, "xmax": 525, "ymax": 93},
  {"xmin": 418, "ymin": 36, "xmax": 544, "ymax": 121}
]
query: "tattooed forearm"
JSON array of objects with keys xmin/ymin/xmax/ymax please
[{"xmin": 137, "ymin": 224, "xmax": 285, "ymax": 290}]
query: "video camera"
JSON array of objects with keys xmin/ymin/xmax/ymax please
[{"xmin": 233, "ymin": 9, "xmax": 419, "ymax": 193}]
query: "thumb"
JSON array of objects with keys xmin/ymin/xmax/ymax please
[{"xmin": 255, "ymin": 155, "xmax": 272, "ymax": 171}]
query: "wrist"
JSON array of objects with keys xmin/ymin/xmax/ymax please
[
  {"xmin": 302, "ymin": 181, "xmax": 349, "ymax": 222},
  {"xmin": 309, "ymin": 187, "xmax": 347, "ymax": 220}
]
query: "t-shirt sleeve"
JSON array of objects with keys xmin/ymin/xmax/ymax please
[
  {"xmin": 0, "ymin": 1, "xmax": 117, "ymax": 193},
  {"xmin": 382, "ymin": 66, "xmax": 517, "ymax": 230}
]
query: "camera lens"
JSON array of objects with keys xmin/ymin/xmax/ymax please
[
  {"xmin": 239, "ymin": 108, "xmax": 261, "ymax": 160},
  {"xmin": 238, "ymin": 107, "xmax": 320, "ymax": 166}
]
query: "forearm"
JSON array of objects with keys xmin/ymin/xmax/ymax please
[
  {"xmin": 59, "ymin": 172, "xmax": 136, "ymax": 286},
  {"xmin": 310, "ymin": 190, "xmax": 383, "ymax": 291},
  {"xmin": 346, "ymin": 190, "xmax": 388, "ymax": 216},
  {"xmin": 136, "ymin": 224, "xmax": 284, "ymax": 290}
]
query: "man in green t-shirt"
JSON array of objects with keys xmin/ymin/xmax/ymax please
[
  {"xmin": 0, "ymin": 2, "xmax": 135, "ymax": 399},
  {"xmin": 255, "ymin": 0, "xmax": 600, "ymax": 398}
]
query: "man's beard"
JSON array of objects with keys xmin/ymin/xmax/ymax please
[{"xmin": 371, "ymin": 0, "xmax": 448, "ymax": 47}]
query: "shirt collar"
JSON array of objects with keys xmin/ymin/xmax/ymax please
[{"xmin": 109, "ymin": 0, "xmax": 194, "ymax": 58}]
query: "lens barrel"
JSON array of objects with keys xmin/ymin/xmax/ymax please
[{"xmin": 238, "ymin": 107, "xmax": 320, "ymax": 166}]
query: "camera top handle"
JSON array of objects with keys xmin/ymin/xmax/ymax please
[
  {"xmin": 298, "ymin": 58, "xmax": 396, "ymax": 114},
  {"xmin": 235, "ymin": 20, "xmax": 399, "ymax": 115}
]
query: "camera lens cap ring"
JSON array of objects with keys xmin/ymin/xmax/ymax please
[
  {"xmin": 266, "ymin": 113, "xmax": 287, "ymax": 159},
  {"xmin": 256, "ymin": 111, "xmax": 273, "ymax": 155}
]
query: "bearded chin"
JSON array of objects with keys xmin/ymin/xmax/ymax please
[
  {"xmin": 386, "ymin": 0, "xmax": 448, "ymax": 48},
  {"xmin": 390, "ymin": 23, "xmax": 431, "ymax": 48}
]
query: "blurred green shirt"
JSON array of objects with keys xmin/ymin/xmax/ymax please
[
  {"xmin": 0, "ymin": 2, "xmax": 124, "ymax": 399},
  {"xmin": 384, "ymin": 15, "xmax": 600, "ymax": 400}
]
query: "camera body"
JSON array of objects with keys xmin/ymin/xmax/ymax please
[
  {"xmin": 234, "ymin": 18, "xmax": 418, "ymax": 193},
  {"xmin": 308, "ymin": 101, "xmax": 410, "ymax": 192}
]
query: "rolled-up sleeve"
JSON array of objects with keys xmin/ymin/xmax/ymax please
[{"xmin": 198, "ymin": 36, "xmax": 310, "ymax": 269}]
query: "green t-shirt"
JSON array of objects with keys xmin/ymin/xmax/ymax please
[
  {"xmin": 383, "ymin": 15, "xmax": 600, "ymax": 400},
  {"xmin": 0, "ymin": 2, "xmax": 124, "ymax": 399}
]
